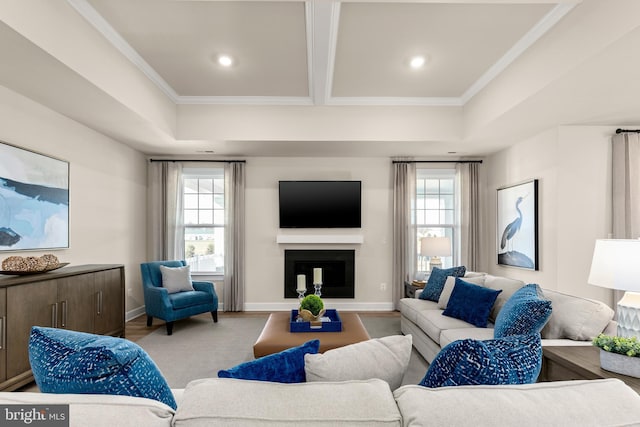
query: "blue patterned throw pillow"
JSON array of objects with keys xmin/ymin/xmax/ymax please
[
  {"xmin": 419, "ymin": 334, "xmax": 542, "ymax": 388},
  {"xmin": 494, "ymin": 284, "xmax": 552, "ymax": 338},
  {"xmin": 442, "ymin": 278, "xmax": 502, "ymax": 327},
  {"xmin": 29, "ymin": 326, "xmax": 176, "ymax": 409},
  {"xmin": 419, "ymin": 266, "xmax": 466, "ymax": 302},
  {"xmin": 218, "ymin": 339, "xmax": 320, "ymax": 383}
]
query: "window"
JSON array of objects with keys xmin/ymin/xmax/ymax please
[
  {"xmin": 415, "ymin": 169, "xmax": 456, "ymax": 273},
  {"xmin": 183, "ymin": 168, "xmax": 224, "ymax": 274}
]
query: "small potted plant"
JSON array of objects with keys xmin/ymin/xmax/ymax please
[
  {"xmin": 593, "ymin": 334, "xmax": 640, "ymax": 378},
  {"xmin": 298, "ymin": 294, "xmax": 325, "ymax": 322}
]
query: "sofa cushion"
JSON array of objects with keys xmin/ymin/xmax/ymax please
[
  {"xmin": 0, "ymin": 392, "xmax": 176, "ymax": 427},
  {"xmin": 398, "ymin": 297, "xmax": 439, "ymax": 324},
  {"xmin": 483, "ymin": 275, "xmax": 525, "ymax": 322},
  {"xmin": 494, "ymin": 284, "xmax": 552, "ymax": 338},
  {"xmin": 419, "ymin": 266, "xmax": 466, "ymax": 302},
  {"xmin": 419, "ymin": 334, "xmax": 542, "ymax": 388},
  {"xmin": 174, "ymin": 378, "xmax": 402, "ymax": 426},
  {"xmin": 438, "ymin": 275, "xmax": 486, "ymax": 309},
  {"xmin": 440, "ymin": 327, "xmax": 495, "ymax": 348},
  {"xmin": 415, "ymin": 310, "xmax": 478, "ymax": 345},
  {"xmin": 218, "ymin": 339, "xmax": 319, "ymax": 383},
  {"xmin": 160, "ymin": 264, "xmax": 194, "ymax": 294},
  {"xmin": 541, "ymin": 289, "xmax": 614, "ymax": 340},
  {"xmin": 394, "ymin": 379, "xmax": 640, "ymax": 427},
  {"xmin": 28, "ymin": 326, "xmax": 177, "ymax": 410},
  {"xmin": 442, "ymin": 278, "xmax": 502, "ymax": 328},
  {"xmin": 304, "ymin": 335, "xmax": 412, "ymax": 390}
]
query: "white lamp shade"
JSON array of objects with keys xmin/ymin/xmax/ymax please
[
  {"xmin": 588, "ymin": 239, "xmax": 640, "ymax": 292},
  {"xmin": 420, "ymin": 236, "xmax": 452, "ymax": 257}
]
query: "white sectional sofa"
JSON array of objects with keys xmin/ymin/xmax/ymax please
[
  {"xmin": 400, "ymin": 273, "xmax": 617, "ymax": 363},
  {"xmin": 3, "ymin": 377, "xmax": 640, "ymax": 426}
]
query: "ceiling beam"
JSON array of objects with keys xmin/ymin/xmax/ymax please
[{"xmin": 306, "ymin": 1, "xmax": 340, "ymax": 105}]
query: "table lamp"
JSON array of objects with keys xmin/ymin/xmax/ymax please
[
  {"xmin": 587, "ymin": 239, "xmax": 640, "ymax": 339},
  {"xmin": 420, "ymin": 236, "xmax": 451, "ymax": 271}
]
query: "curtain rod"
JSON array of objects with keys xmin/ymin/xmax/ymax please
[
  {"xmin": 392, "ymin": 160, "xmax": 483, "ymax": 164},
  {"xmin": 616, "ymin": 129, "xmax": 640, "ymax": 134},
  {"xmin": 149, "ymin": 159, "xmax": 246, "ymax": 163}
]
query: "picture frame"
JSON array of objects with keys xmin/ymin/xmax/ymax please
[
  {"xmin": 496, "ymin": 179, "xmax": 538, "ymax": 270},
  {"xmin": 0, "ymin": 141, "xmax": 69, "ymax": 252}
]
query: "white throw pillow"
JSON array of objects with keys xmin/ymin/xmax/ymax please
[
  {"xmin": 304, "ymin": 335, "xmax": 412, "ymax": 390},
  {"xmin": 437, "ymin": 275, "xmax": 486, "ymax": 309},
  {"xmin": 159, "ymin": 265, "xmax": 194, "ymax": 294}
]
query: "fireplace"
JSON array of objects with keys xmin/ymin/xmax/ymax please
[{"xmin": 284, "ymin": 250, "xmax": 355, "ymax": 298}]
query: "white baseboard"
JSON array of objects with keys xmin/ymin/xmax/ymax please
[
  {"xmin": 126, "ymin": 305, "xmax": 146, "ymax": 321},
  {"xmin": 125, "ymin": 301, "xmax": 389, "ymax": 320},
  {"xmin": 125, "ymin": 303, "xmax": 227, "ymax": 322}
]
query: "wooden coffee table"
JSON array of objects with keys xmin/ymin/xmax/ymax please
[
  {"xmin": 253, "ymin": 311, "xmax": 370, "ymax": 358},
  {"xmin": 541, "ymin": 345, "xmax": 640, "ymax": 393}
]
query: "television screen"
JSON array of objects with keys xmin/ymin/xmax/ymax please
[{"xmin": 279, "ymin": 181, "xmax": 361, "ymax": 228}]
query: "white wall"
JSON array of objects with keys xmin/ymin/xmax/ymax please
[
  {"xmin": 0, "ymin": 85, "xmax": 148, "ymax": 318},
  {"xmin": 244, "ymin": 157, "xmax": 394, "ymax": 311},
  {"xmin": 484, "ymin": 125, "xmax": 617, "ymax": 307}
]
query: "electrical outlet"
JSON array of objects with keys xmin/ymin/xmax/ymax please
[
  {"xmin": 380, "ymin": 282, "xmax": 387, "ymax": 291},
  {"xmin": 127, "ymin": 288, "xmax": 133, "ymax": 296}
]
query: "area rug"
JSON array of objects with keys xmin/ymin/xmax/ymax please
[{"xmin": 136, "ymin": 313, "xmax": 429, "ymax": 388}]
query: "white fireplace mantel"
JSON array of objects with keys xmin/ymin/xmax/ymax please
[{"xmin": 276, "ymin": 234, "xmax": 364, "ymax": 244}]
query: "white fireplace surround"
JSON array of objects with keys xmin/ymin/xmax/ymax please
[{"xmin": 276, "ymin": 234, "xmax": 363, "ymax": 244}]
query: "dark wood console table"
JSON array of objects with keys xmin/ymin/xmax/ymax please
[
  {"xmin": 541, "ymin": 345, "xmax": 640, "ymax": 393},
  {"xmin": 0, "ymin": 264, "xmax": 125, "ymax": 391}
]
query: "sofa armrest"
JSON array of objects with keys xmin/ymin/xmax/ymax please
[
  {"xmin": 414, "ymin": 288, "xmax": 423, "ymax": 299},
  {"xmin": 603, "ymin": 319, "xmax": 618, "ymax": 336}
]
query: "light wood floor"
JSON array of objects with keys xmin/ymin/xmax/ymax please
[{"xmin": 126, "ymin": 311, "xmax": 400, "ymax": 342}]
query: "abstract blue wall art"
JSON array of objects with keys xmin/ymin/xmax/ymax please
[
  {"xmin": 0, "ymin": 141, "xmax": 69, "ymax": 251},
  {"xmin": 497, "ymin": 179, "xmax": 538, "ymax": 270}
]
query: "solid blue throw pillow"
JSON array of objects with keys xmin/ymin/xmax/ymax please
[
  {"xmin": 419, "ymin": 334, "xmax": 542, "ymax": 388},
  {"xmin": 494, "ymin": 283, "xmax": 552, "ymax": 338},
  {"xmin": 419, "ymin": 266, "xmax": 466, "ymax": 302},
  {"xmin": 442, "ymin": 278, "xmax": 502, "ymax": 327},
  {"xmin": 29, "ymin": 326, "xmax": 176, "ymax": 409},
  {"xmin": 218, "ymin": 339, "xmax": 320, "ymax": 383}
]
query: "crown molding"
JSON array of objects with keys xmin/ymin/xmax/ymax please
[
  {"xmin": 67, "ymin": 0, "xmax": 179, "ymax": 103},
  {"xmin": 176, "ymin": 96, "xmax": 314, "ymax": 106},
  {"xmin": 460, "ymin": 2, "xmax": 576, "ymax": 104},
  {"xmin": 326, "ymin": 97, "xmax": 464, "ymax": 107}
]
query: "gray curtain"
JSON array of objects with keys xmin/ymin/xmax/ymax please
[
  {"xmin": 147, "ymin": 161, "xmax": 184, "ymax": 261},
  {"xmin": 613, "ymin": 133, "xmax": 640, "ymax": 239},
  {"xmin": 392, "ymin": 161, "xmax": 416, "ymax": 309},
  {"xmin": 456, "ymin": 163, "xmax": 481, "ymax": 271},
  {"xmin": 223, "ymin": 161, "xmax": 246, "ymax": 312},
  {"xmin": 612, "ymin": 133, "xmax": 640, "ymax": 306}
]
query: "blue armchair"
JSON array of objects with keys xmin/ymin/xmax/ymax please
[{"xmin": 140, "ymin": 260, "xmax": 218, "ymax": 335}]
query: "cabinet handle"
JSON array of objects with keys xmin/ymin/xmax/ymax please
[
  {"xmin": 0, "ymin": 316, "xmax": 5, "ymax": 350},
  {"xmin": 96, "ymin": 291, "xmax": 103, "ymax": 316},
  {"xmin": 51, "ymin": 303, "xmax": 58, "ymax": 328},
  {"xmin": 61, "ymin": 300, "xmax": 67, "ymax": 328}
]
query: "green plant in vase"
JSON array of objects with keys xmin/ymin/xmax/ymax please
[
  {"xmin": 593, "ymin": 334, "xmax": 640, "ymax": 378},
  {"xmin": 299, "ymin": 294, "xmax": 325, "ymax": 321},
  {"xmin": 593, "ymin": 334, "xmax": 640, "ymax": 357}
]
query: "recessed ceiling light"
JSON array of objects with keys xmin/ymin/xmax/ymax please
[
  {"xmin": 217, "ymin": 54, "xmax": 233, "ymax": 67},
  {"xmin": 409, "ymin": 56, "xmax": 426, "ymax": 69}
]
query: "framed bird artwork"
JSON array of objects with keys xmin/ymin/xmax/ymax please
[{"xmin": 496, "ymin": 179, "xmax": 538, "ymax": 270}]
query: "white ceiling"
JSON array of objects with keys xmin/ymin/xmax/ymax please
[
  {"xmin": 1, "ymin": 0, "xmax": 640, "ymax": 157},
  {"xmin": 78, "ymin": 0, "xmax": 563, "ymax": 105}
]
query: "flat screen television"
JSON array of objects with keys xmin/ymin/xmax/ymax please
[{"xmin": 279, "ymin": 181, "xmax": 361, "ymax": 228}]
